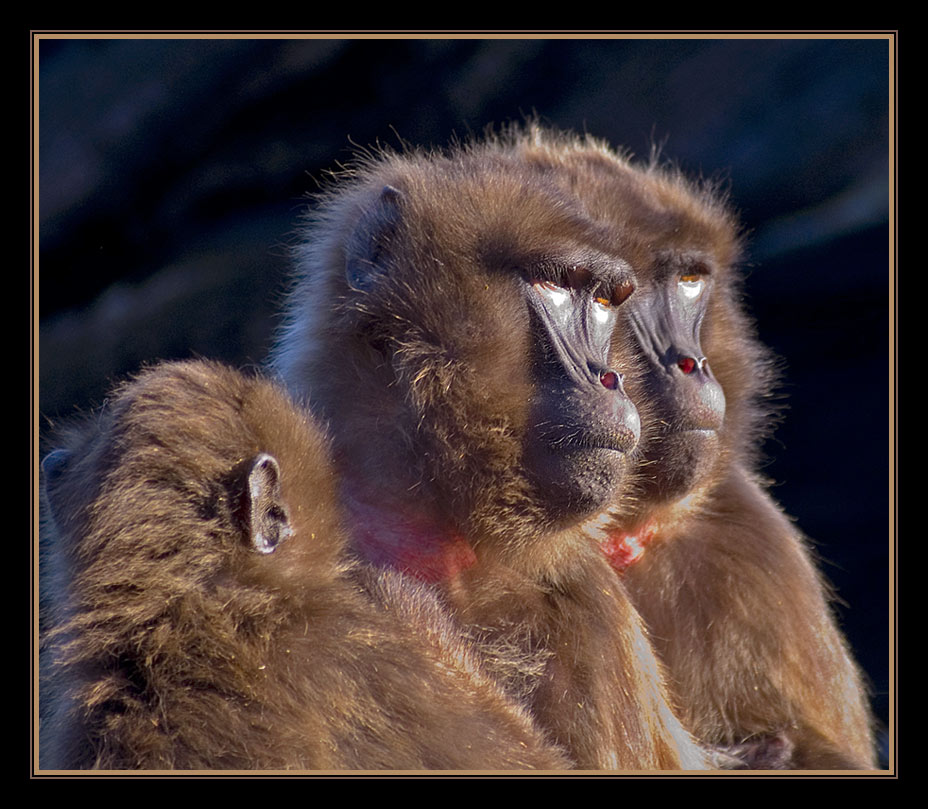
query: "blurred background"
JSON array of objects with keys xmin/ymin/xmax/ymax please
[{"xmin": 36, "ymin": 35, "xmax": 893, "ymax": 763}]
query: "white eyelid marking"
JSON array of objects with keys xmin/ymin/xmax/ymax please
[
  {"xmin": 679, "ymin": 278, "xmax": 704, "ymax": 300},
  {"xmin": 534, "ymin": 281, "xmax": 569, "ymax": 307},
  {"xmin": 592, "ymin": 300, "xmax": 611, "ymax": 324}
]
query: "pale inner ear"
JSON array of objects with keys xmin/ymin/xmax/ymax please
[{"xmin": 247, "ymin": 453, "xmax": 293, "ymax": 554}]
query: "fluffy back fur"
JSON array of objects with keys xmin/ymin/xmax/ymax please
[{"xmin": 40, "ymin": 360, "xmax": 568, "ymax": 770}]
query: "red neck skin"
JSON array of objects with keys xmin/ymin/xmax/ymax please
[
  {"xmin": 600, "ymin": 519, "xmax": 659, "ymax": 574},
  {"xmin": 343, "ymin": 486, "xmax": 477, "ymax": 583},
  {"xmin": 342, "ymin": 481, "xmax": 658, "ymax": 580}
]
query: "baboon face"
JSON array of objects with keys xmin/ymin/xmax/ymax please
[
  {"xmin": 619, "ymin": 188, "xmax": 748, "ymax": 506},
  {"xmin": 312, "ymin": 158, "xmax": 643, "ymax": 531},
  {"xmin": 624, "ymin": 246, "xmax": 729, "ymax": 503}
]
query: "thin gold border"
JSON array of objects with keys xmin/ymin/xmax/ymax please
[{"xmin": 31, "ymin": 29, "xmax": 898, "ymax": 779}]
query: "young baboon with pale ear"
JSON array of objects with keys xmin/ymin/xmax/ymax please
[
  {"xmin": 510, "ymin": 128, "xmax": 876, "ymax": 769},
  {"xmin": 271, "ymin": 138, "xmax": 710, "ymax": 769},
  {"xmin": 39, "ymin": 359, "xmax": 570, "ymax": 770}
]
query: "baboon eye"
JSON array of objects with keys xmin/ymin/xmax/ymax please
[
  {"xmin": 593, "ymin": 280, "xmax": 634, "ymax": 309},
  {"xmin": 678, "ymin": 274, "xmax": 706, "ymax": 300},
  {"xmin": 611, "ymin": 279, "xmax": 635, "ymax": 306},
  {"xmin": 533, "ymin": 266, "xmax": 591, "ymax": 294}
]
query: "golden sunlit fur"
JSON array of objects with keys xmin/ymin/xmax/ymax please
[
  {"xmin": 40, "ymin": 360, "xmax": 569, "ymax": 770},
  {"xmin": 42, "ymin": 125, "xmax": 870, "ymax": 772}
]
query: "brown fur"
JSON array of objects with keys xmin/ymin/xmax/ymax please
[
  {"xmin": 272, "ymin": 138, "xmax": 709, "ymax": 769},
  {"xmin": 510, "ymin": 127, "xmax": 876, "ymax": 769},
  {"xmin": 40, "ymin": 360, "xmax": 569, "ymax": 771}
]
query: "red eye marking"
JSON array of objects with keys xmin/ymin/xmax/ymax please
[
  {"xmin": 600, "ymin": 370, "xmax": 621, "ymax": 390},
  {"xmin": 678, "ymin": 357, "xmax": 697, "ymax": 375}
]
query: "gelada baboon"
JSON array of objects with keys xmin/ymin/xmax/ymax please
[
  {"xmin": 510, "ymin": 128, "xmax": 876, "ymax": 768},
  {"xmin": 271, "ymin": 137, "xmax": 709, "ymax": 769},
  {"xmin": 39, "ymin": 359, "xmax": 570, "ymax": 770}
]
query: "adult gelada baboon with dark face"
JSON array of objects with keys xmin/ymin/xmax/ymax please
[
  {"xmin": 39, "ymin": 360, "xmax": 570, "ymax": 770},
  {"xmin": 271, "ymin": 135, "xmax": 708, "ymax": 769},
  {"xmin": 509, "ymin": 128, "xmax": 876, "ymax": 769}
]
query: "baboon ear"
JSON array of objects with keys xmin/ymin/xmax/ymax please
[
  {"xmin": 345, "ymin": 184, "xmax": 404, "ymax": 291},
  {"xmin": 41, "ymin": 449, "xmax": 72, "ymax": 524},
  {"xmin": 42, "ymin": 448, "xmax": 71, "ymax": 483},
  {"xmin": 246, "ymin": 453, "xmax": 293, "ymax": 554}
]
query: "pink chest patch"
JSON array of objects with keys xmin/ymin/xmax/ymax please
[{"xmin": 349, "ymin": 501, "xmax": 477, "ymax": 583}]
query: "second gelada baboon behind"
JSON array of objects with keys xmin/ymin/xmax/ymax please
[
  {"xmin": 512, "ymin": 128, "xmax": 875, "ymax": 769},
  {"xmin": 272, "ymin": 135, "xmax": 710, "ymax": 769}
]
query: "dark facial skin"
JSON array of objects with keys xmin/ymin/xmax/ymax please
[
  {"xmin": 508, "ymin": 141, "xmax": 733, "ymax": 512},
  {"xmin": 521, "ymin": 260, "xmax": 640, "ymax": 521},
  {"xmin": 339, "ymin": 183, "xmax": 643, "ymax": 531},
  {"xmin": 625, "ymin": 252, "xmax": 727, "ymax": 504}
]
